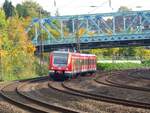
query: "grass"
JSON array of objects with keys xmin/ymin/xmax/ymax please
[
  {"xmin": 1, "ymin": 60, "xmax": 150, "ymax": 81},
  {"xmin": 97, "ymin": 62, "xmax": 148, "ymax": 71},
  {"xmin": 1, "ymin": 73, "xmax": 39, "ymax": 81},
  {"xmin": 1, "ymin": 63, "xmax": 48, "ymax": 81}
]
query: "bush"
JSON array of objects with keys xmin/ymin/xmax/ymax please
[
  {"xmin": 33, "ymin": 59, "xmax": 49, "ymax": 76},
  {"xmin": 142, "ymin": 60, "xmax": 150, "ymax": 67}
]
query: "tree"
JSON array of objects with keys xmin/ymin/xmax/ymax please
[
  {"xmin": 0, "ymin": 9, "xmax": 10, "ymax": 80},
  {"xmin": 0, "ymin": 9, "xmax": 7, "ymax": 32},
  {"xmin": 6, "ymin": 16, "xmax": 36, "ymax": 78},
  {"xmin": 0, "ymin": 15, "xmax": 37, "ymax": 80},
  {"xmin": 118, "ymin": 6, "xmax": 132, "ymax": 12},
  {"xmin": 16, "ymin": 4, "xmax": 29, "ymax": 18},
  {"xmin": 17, "ymin": 1, "xmax": 50, "ymax": 18},
  {"xmin": 22, "ymin": 1, "xmax": 41, "ymax": 17},
  {"xmin": 3, "ymin": 0, "xmax": 15, "ymax": 19}
]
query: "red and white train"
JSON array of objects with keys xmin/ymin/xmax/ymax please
[{"xmin": 49, "ymin": 51, "xmax": 96, "ymax": 80}]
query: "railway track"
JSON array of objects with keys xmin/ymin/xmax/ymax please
[
  {"xmin": 1, "ymin": 70, "xmax": 150, "ymax": 112},
  {"xmin": 25, "ymin": 80, "xmax": 101, "ymax": 113},
  {"xmin": 95, "ymin": 75, "xmax": 150, "ymax": 92},
  {"xmin": 49, "ymin": 77, "xmax": 150, "ymax": 109},
  {"xmin": 100, "ymin": 69, "xmax": 150, "ymax": 91},
  {"xmin": 0, "ymin": 77, "xmax": 80, "ymax": 113},
  {"xmin": 128, "ymin": 70, "xmax": 150, "ymax": 80}
]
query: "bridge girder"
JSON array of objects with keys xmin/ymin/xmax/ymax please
[{"xmin": 26, "ymin": 10, "xmax": 150, "ymax": 52}]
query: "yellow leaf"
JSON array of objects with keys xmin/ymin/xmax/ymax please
[
  {"xmin": 27, "ymin": 44, "xmax": 36, "ymax": 53},
  {"xmin": 0, "ymin": 50, "xmax": 7, "ymax": 57},
  {"xmin": 78, "ymin": 28, "xmax": 86, "ymax": 37}
]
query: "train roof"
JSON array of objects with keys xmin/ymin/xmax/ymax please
[{"xmin": 52, "ymin": 51, "xmax": 96, "ymax": 57}]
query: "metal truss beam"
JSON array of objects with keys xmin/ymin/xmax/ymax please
[{"xmin": 26, "ymin": 10, "xmax": 150, "ymax": 52}]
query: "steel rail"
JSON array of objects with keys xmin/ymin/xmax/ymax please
[
  {"xmin": 0, "ymin": 77, "xmax": 80, "ymax": 113},
  {"xmin": 17, "ymin": 79, "xmax": 81, "ymax": 113},
  {"xmin": 48, "ymin": 80, "xmax": 150, "ymax": 109},
  {"xmin": 103, "ymin": 76, "xmax": 150, "ymax": 92}
]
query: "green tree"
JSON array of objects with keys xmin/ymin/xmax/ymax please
[
  {"xmin": 3, "ymin": 0, "xmax": 15, "ymax": 19},
  {"xmin": 0, "ymin": 9, "xmax": 9, "ymax": 80},
  {"xmin": 16, "ymin": 4, "xmax": 29, "ymax": 18},
  {"xmin": 0, "ymin": 14, "xmax": 37, "ymax": 80},
  {"xmin": 22, "ymin": 1, "xmax": 41, "ymax": 17},
  {"xmin": 0, "ymin": 9, "xmax": 7, "ymax": 33},
  {"xmin": 5, "ymin": 16, "xmax": 37, "ymax": 80},
  {"xmin": 18, "ymin": 1, "xmax": 50, "ymax": 18}
]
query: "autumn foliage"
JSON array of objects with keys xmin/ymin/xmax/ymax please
[{"xmin": 0, "ymin": 10, "xmax": 37, "ymax": 81}]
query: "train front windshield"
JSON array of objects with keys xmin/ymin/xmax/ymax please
[{"xmin": 53, "ymin": 53, "xmax": 68, "ymax": 66}]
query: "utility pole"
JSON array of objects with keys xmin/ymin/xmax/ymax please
[
  {"xmin": 0, "ymin": 40, "xmax": 3, "ymax": 81},
  {"xmin": 39, "ymin": 9, "xmax": 44, "ymax": 75},
  {"xmin": 109, "ymin": 0, "xmax": 111, "ymax": 8},
  {"xmin": 0, "ymin": 52, "xmax": 2, "ymax": 81},
  {"xmin": 76, "ymin": 17, "xmax": 80, "ymax": 53}
]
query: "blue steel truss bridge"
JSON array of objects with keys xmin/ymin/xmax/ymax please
[{"xmin": 26, "ymin": 10, "xmax": 150, "ymax": 52}]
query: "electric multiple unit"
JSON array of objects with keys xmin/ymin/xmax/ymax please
[{"xmin": 49, "ymin": 51, "xmax": 96, "ymax": 80}]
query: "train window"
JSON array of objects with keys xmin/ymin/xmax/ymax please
[
  {"xmin": 86, "ymin": 59, "xmax": 88, "ymax": 65},
  {"xmin": 84, "ymin": 59, "xmax": 85, "ymax": 65},
  {"xmin": 53, "ymin": 53, "xmax": 68, "ymax": 66}
]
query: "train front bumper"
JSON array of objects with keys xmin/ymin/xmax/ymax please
[{"xmin": 49, "ymin": 70, "xmax": 72, "ymax": 78}]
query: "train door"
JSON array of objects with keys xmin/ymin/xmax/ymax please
[
  {"xmin": 88, "ymin": 56, "xmax": 90, "ymax": 72},
  {"xmin": 72, "ymin": 58, "xmax": 75, "ymax": 75}
]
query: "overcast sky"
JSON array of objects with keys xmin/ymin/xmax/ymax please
[{"xmin": 0, "ymin": 0, "xmax": 150, "ymax": 16}]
